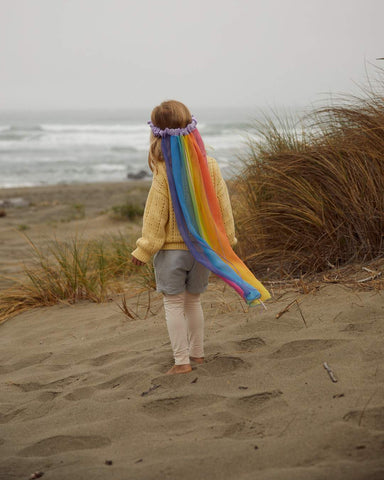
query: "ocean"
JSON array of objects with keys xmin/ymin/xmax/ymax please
[{"xmin": 0, "ymin": 107, "xmax": 263, "ymax": 188}]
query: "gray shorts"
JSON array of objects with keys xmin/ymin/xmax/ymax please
[{"xmin": 153, "ymin": 250, "xmax": 210, "ymax": 295}]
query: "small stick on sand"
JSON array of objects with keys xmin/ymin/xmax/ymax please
[
  {"xmin": 278, "ymin": 413, "xmax": 298, "ymax": 437},
  {"xmin": 259, "ymin": 300, "xmax": 267, "ymax": 311},
  {"xmin": 332, "ymin": 311, "xmax": 342, "ymax": 322},
  {"xmin": 357, "ymin": 268, "xmax": 382, "ymax": 283},
  {"xmin": 275, "ymin": 299, "xmax": 296, "ymax": 319},
  {"xmin": 358, "ymin": 389, "xmax": 378, "ymax": 426},
  {"xmin": 141, "ymin": 384, "xmax": 161, "ymax": 397},
  {"xmin": 295, "ymin": 300, "xmax": 307, "ymax": 328},
  {"xmin": 276, "ymin": 298, "xmax": 306, "ymax": 327},
  {"xmin": 323, "ymin": 362, "xmax": 338, "ymax": 382}
]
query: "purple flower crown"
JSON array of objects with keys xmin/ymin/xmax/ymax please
[{"xmin": 148, "ymin": 115, "xmax": 197, "ymax": 137}]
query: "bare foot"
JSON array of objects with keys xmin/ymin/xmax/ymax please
[
  {"xmin": 190, "ymin": 357, "xmax": 204, "ymax": 364},
  {"xmin": 166, "ymin": 364, "xmax": 192, "ymax": 375}
]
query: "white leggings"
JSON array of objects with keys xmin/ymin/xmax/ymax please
[{"xmin": 163, "ymin": 291, "xmax": 205, "ymax": 365}]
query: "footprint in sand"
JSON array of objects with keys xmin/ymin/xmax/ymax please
[
  {"xmin": 0, "ymin": 408, "xmax": 25, "ymax": 424},
  {"xmin": 18, "ymin": 435, "xmax": 111, "ymax": 457},
  {"xmin": 1, "ymin": 401, "xmax": 57, "ymax": 424},
  {"xmin": 64, "ymin": 386, "xmax": 95, "ymax": 401},
  {"xmin": 198, "ymin": 356, "xmax": 247, "ymax": 376},
  {"xmin": 36, "ymin": 391, "xmax": 61, "ymax": 402},
  {"xmin": 0, "ymin": 352, "xmax": 53, "ymax": 375},
  {"xmin": 94, "ymin": 371, "xmax": 142, "ymax": 390},
  {"xmin": 222, "ymin": 420, "xmax": 265, "ymax": 439},
  {"xmin": 236, "ymin": 337, "xmax": 266, "ymax": 351},
  {"xmin": 151, "ymin": 372, "xmax": 197, "ymax": 387},
  {"xmin": 12, "ymin": 382, "xmax": 42, "ymax": 392},
  {"xmin": 84, "ymin": 351, "xmax": 127, "ymax": 367},
  {"xmin": 235, "ymin": 390, "xmax": 283, "ymax": 409},
  {"xmin": 343, "ymin": 406, "xmax": 384, "ymax": 430},
  {"xmin": 12, "ymin": 374, "xmax": 86, "ymax": 392},
  {"xmin": 270, "ymin": 339, "xmax": 346, "ymax": 359},
  {"xmin": 62, "ymin": 371, "xmax": 143, "ymax": 401},
  {"xmin": 341, "ymin": 323, "xmax": 374, "ymax": 333},
  {"xmin": 142, "ymin": 394, "xmax": 224, "ymax": 415},
  {"xmin": 44, "ymin": 364, "xmax": 69, "ymax": 372}
]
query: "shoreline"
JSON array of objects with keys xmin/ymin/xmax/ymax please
[
  {"xmin": 0, "ymin": 179, "xmax": 151, "ymax": 197},
  {"xmin": 0, "ymin": 180, "xmax": 151, "ymax": 215}
]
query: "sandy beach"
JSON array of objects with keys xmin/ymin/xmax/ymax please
[{"xmin": 0, "ymin": 182, "xmax": 384, "ymax": 480}]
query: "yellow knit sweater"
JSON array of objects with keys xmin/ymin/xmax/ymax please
[{"xmin": 132, "ymin": 157, "xmax": 237, "ymax": 264}]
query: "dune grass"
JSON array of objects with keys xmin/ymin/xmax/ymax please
[
  {"xmin": 3, "ymin": 79, "xmax": 384, "ymax": 323},
  {"xmin": 0, "ymin": 233, "xmax": 151, "ymax": 324},
  {"xmin": 234, "ymin": 80, "xmax": 384, "ymax": 277},
  {"xmin": 110, "ymin": 202, "xmax": 144, "ymax": 221}
]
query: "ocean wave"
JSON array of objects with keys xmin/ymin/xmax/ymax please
[
  {"xmin": 0, "ymin": 122, "xmax": 248, "ymax": 152},
  {"xmin": 203, "ymin": 133, "xmax": 247, "ymax": 150},
  {"xmin": 0, "ymin": 113, "xmax": 251, "ymax": 187},
  {"xmin": 110, "ymin": 146, "xmax": 139, "ymax": 153},
  {"xmin": 0, "ymin": 181, "xmax": 37, "ymax": 188},
  {"xmin": 0, "ymin": 123, "xmax": 147, "ymax": 133},
  {"xmin": 6, "ymin": 125, "xmax": 44, "ymax": 132},
  {"xmin": 40, "ymin": 123, "xmax": 148, "ymax": 133},
  {"xmin": 0, "ymin": 132, "xmax": 149, "ymax": 150},
  {"xmin": 93, "ymin": 163, "xmax": 127, "ymax": 172},
  {"xmin": 0, "ymin": 125, "xmax": 44, "ymax": 142}
]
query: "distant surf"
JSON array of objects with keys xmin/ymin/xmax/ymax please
[{"xmin": 0, "ymin": 107, "xmax": 276, "ymax": 188}]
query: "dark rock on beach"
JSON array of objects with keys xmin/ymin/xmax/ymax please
[{"xmin": 127, "ymin": 170, "xmax": 151, "ymax": 180}]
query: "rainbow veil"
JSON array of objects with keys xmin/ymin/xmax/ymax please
[{"xmin": 150, "ymin": 116, "xmax": 270, "ymax": 306}]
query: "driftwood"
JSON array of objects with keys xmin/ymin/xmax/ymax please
[{"xmin": 323, "ymin": 362, "xmax": 338, "ymax": 382}]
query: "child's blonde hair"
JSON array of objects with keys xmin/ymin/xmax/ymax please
[{"xmin": 148, "ymin": 100, "xmax": 192, "ymax": 171}]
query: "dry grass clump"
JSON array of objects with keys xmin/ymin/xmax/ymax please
[
  {"xmin": 235, "ymin": 80, "xmax": 384, "ymax": 277},
  {"xmin": 0, "ymin": 234, "xmax": 139, "ymax": 323},
  {"xmin": 110, "ymin": 202, "xmax": 144, "ymax": 221}
]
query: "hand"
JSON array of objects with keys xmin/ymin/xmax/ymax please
[{"xmin": 131, "ymin": 256, "xmax": 145, "ymax": 266}]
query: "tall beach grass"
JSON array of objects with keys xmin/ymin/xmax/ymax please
[
  {"xmin": 2, "ymin": 78, "xmax": 384, "ymax": 323},
  {"xmin": 0, "ymin": 233, "xmax": 143, "ymax": 323},
  {"xmin": 234, "ymin": 78, "xmax": 384, "ymax": 277}
]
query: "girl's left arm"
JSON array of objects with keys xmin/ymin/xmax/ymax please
[{"xmin": 131, "ymin": 176, "xmax": 169, "ymax": 264}]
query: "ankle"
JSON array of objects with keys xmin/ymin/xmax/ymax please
[{"xmin": 190, "ymin": 356, "xmax": 204, "ymax": 364}]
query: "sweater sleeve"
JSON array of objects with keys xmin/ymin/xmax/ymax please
[
  {"xmin": 131, "ymin": 171, "xmax": 169, "ymax": 264},
  {"xmin": 210, "ymin": 159, "xmax": 238, "ymax": 247}
]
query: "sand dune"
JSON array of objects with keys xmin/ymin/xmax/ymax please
[
  {"xmin": 1, "ymin": 283, "xmax": 383, "ymax": 480},
  {"xmin": 0, "ymin": 182, "xmax": 383, "ymax": 479}
]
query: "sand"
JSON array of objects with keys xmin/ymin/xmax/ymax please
[
  {"xmin": 0, "ymin": 183, "xmax": 384, "ymax": 480},
  {"xmin": 0, "ymin": 181, "xmax": 148, "ymax": 289}
]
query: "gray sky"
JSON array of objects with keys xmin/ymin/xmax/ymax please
[{"xmin": 1, "ymin": 0, "xmax": 383, "ymax": 110}]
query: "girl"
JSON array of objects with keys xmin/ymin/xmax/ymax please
[{"xmin": 132, "ymin": 100, "xmax": 269, "ymax": 375}]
